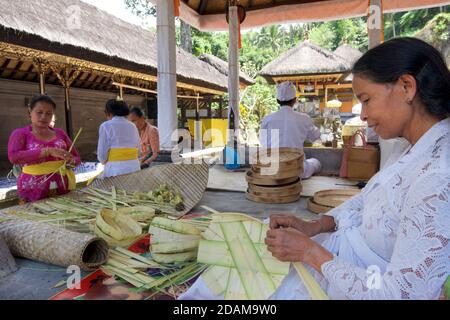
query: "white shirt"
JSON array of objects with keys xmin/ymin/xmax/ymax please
[
  {"xmin": 259, "ymin": 106, "xmax": 321, "ymax": 149},
  {"xmin": 97, "ymin": 116, "xmax": 141, "ymax": 178}
]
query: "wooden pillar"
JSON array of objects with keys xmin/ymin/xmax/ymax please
[
  {"xmin": 64, "ymin": 86, "xmax": 73, "ymax": 138},
  {"xmin": 33, "ymin": 60, "xmax": 47, "ymax": 94},
  {"xmin": 51, "ymin": 66, "xmax": 81, "ymax": 139},
  {"xmin": 194, "ymin": 93, "xmax": 202, "ymax": 149},
  {"xmin": 157, "ymin": 0, "xmax": 178, "ymax": 150},
  {"xmin": 39, "ymin": 73, "xmax": 46, "ymax": 94},
  {"xmin": 228, "ymin": 6, "xmax": 240, "ymax": 143}
]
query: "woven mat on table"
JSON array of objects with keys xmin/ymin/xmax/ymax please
[{"xmin": 90, "ymin": 162, "xmax": 209, "ymax": 217}]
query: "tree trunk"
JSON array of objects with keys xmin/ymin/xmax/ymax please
[
  {"xmin": 0, "ymin": 236, "xmax": 18, "ymax": 279},
  {"xmin": 180, "ymin": 20, "xmax": 192, "ymax": 53}
]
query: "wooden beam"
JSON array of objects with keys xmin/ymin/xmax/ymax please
[
  {"xmin": 198, "ymin": 0, "xmax": 209, "ymax": 14},
  {"xmin": 0, "ymin": 42, "xmax": 226, "ymax": 96}
]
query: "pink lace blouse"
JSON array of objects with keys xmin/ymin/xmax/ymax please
[{"xmin": 7, "ymin": 125, "xmax": 81, "ymax": 202}]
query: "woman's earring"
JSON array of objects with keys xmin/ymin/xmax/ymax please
[{"xmin": 407, "ymin": 99, "xmax": 413, "ymax": 105}]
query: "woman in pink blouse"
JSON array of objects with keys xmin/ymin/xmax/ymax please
[{"xmin": 7, "ymin": 95, "xmax": 81, "ymax": 202}]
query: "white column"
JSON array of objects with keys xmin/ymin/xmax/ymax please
[
  {"xmin": 227, "ymin": 6, "xmax": 240, "ymax": 143},
  {"xmin": 157, "ymin": 0, "xmax": 178, "ymax": 150}
]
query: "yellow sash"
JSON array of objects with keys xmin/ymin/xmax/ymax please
[
  {"xmin": 87, "ymin": 148, "xmax": 139, "ymax": 186},
  {"xmin": 107, "ymin": 148, "xmax": 139, "ymax": 162},
  {"xmin": 22, "ymin": 160, "xmax": 76, "ymax": 190}
]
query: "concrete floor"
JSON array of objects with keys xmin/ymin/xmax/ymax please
[{"xmin": 0, "ymin": 190, "xmax": 320, "ymax": 300}]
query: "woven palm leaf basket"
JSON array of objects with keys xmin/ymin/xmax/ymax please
[{"xmin": 89, "ymin": 162, "xmax": 209, "ymax": 218}]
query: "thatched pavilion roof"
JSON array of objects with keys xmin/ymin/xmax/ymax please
[
  {"xmin": 0, "ymin": 0, "xmax": 229, "ymax": 93},
  {"xmin": 198, "ymin": 53, "xmax": 255, "ymax": 86},
  {"xmin": 334, "ymin": 44, "xmax": 363, "ymax": 67},
  {"xmin": 258, "ymin": 41, "xmax": 350, "ymax": 83}
]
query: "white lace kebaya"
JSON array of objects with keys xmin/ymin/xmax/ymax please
[{"xmin": 314, "ymin": 118, "xmax": 450, "ymax": 299}]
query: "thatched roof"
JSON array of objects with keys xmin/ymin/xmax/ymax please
[
  {"xmin": 198, "ymin": 53, "xmax": 255, "ymax": 86},
  {"xmin": 415, "ymin": 13, "xmax": 450, "ymax": 66},
  {"xmin": 0, "ymin": 0, "xmax": 229, "ymax": 93},
  {"xmin": 259, "ymin": 41, "xmax": 350, "ymax": 83},
  {"xmin": 334, "ymin": 44, "xmax": 363, "ymax": 67}
]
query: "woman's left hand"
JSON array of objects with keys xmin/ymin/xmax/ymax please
[
  {"xmin": 265, "ymin": 227, "xmax": 334, "ymax": 273},
  {"xmin": 63, "ymin": 152, "xmax": 76, "ymax": 166},
  {"xmin": 265, "ymin": 227, "xmax": 316, "ymax": 262}
]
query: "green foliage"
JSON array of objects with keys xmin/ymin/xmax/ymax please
[
  {"xmin": 240, "ymin": 78, "xmax": 278, "ymax": 136},
  {"xmin": 432, "ymin": 13, "xmax": 450, "ymax": 41},
  {"xmin": 124, "ymin": 0, "xmax": 155, "ymax": 18}
]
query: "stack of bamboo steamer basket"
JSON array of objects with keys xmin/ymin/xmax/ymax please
[{"xmin": 246, "ymin": 148, "xmax": 304, "ymax": 204}]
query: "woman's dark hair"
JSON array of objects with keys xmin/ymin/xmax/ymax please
[
  {"xmin": 29, "ymin": 94, "xmax": 56, "ymax": 110},
  {"xmin": 353, "ymin": 37, "xmax": 450, "ymax": 117},
  {"xmin": 105, "ymin": 99, "xmax": 130, "ymax": 117},
  {"xmin": 129, "ymin": 107, "xmax": 144, "ymax": 118}
]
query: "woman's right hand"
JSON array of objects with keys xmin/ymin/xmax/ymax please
[{"xmin": 269, "ymin": 214, "xmax": 322, "ymax": 238}]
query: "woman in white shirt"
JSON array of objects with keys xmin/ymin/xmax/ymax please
[
  {"xmin": 97, "ymin": 98, "xmax": 141, "ymax": 178},
  {"xmin": 181, "ymin": 37, "xmax": 450, "ymax": 300}
]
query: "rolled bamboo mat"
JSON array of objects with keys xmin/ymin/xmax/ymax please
[
  {"xmin": 0, "ymin": 214, "xmax": 108, "ymax": 271},
  {"xmin": 90, "ymin": 162, "xmax": 209, "ymax": 218},
  {"xmin": 0, "ymin": 235, "xmax": 17, "ymax": 279}
]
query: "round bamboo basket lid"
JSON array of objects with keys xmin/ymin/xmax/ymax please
[
  {"xmin": 246, "ymin": 192, "xmax": 301, "ymax": 204},
  {"xmin": 245, "ymin": 170, "xmax": 299, "ymax": 186},
  {"xmin": 307, "ymin": 198, "xmax": 333, "ymax": 214},
  {"xmin": 252, "ymin": 148, "xmax": 304, "ymax": 168},
  {"xmin": 251, "ymin": 158, "xmax": 303, "ymax": 173},
  {"xmin": 313, "ymin": 189, "xmax": 360, "ymax": 208},
  {"xmin": 248, "ymin": 179, "xmax": 302, "ymax": 197}
]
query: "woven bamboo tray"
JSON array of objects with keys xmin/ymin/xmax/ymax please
[
  {"xmin": 245, "ymin": 170, "xmax": 299, "ymax": 186},
  {"xmin": 313, "ymin": 189, "xmax": 360, "ymax": 208},
  {"xmin": 251, "ymin": 147, "xmax": 304, "ymax": 168},
  {"xmin": 307, "ymin": 198, "xmax": 334, "ymax": 214},
  {"xmin": 248, "ymin": 179, "xmax": 302, "ymax": 197}
]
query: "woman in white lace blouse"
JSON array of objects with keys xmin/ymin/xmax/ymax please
[
  {"xmin": 264, "ymin": 37, "xmax": 450, "ymax": 300},
  {"xmin": 180, "ymin": 38, "xmax": 450, "ymax": 300}
]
